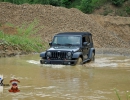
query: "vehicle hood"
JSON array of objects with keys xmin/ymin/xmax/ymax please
[{"xmin": 47, "ymin": 46, "xmax": 80, "ymax": 52}]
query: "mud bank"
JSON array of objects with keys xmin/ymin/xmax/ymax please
[{"xmin": 0, "ymin": 42, "xmax": 30, "ymax": 57}]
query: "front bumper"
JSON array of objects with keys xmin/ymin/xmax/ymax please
[{"xmin": 40, "ymin": 59, "xmax": 77, "ymax": 65}]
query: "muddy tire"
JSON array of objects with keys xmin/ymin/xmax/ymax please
[
  {"xmin": 40, "ymin": 59, "xmax": 44, "ymax": 64},
  {"xmin": 76, "ymin": 57, "xmax": 82, "ymax": 65},
  {"xmin": 91, "ymin": 52, "xmax": 95, "ymax": 61}
]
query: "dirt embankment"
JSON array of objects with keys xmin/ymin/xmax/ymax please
[{"xmin": 0, "ymin": 3, "xmax": 130, "ymax": 57}]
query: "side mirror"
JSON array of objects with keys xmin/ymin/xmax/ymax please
[
  {"xmin": 83, "ymin": 42, "xmax": 88, "ymax": 46},
  {"xmin": 49, "ymin": 42, "xmax": 52, "ymax": 46}
]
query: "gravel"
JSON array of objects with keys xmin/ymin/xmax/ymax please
[{"xmin": 0, "ymin": 2, "xmax": 130, "ymax": 57}]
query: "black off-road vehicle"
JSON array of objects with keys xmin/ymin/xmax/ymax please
[{"xmin": 40, "ymin": 32, "xmax": 95, "ymax": 65}]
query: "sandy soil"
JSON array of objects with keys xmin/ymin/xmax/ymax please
[{"xmin": 0, "ymin": 3, "xmax": 130, "ymax": 57}]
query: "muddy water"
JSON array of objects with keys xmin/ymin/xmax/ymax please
[{"xmin": 0, "ymin": 54, "xmax": 130, "ymax": 100}]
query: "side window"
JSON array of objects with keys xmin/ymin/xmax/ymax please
[
  {"xmin": 82, "ymin": 37, "xmax": 86, "ymax": 44},
  {"xmin": 85, "ymin": 36, "xmax": 90, "ymax": 43}
]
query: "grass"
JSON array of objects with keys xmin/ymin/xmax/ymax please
[
  {"xmin": 102, "ymin": 7, "xmax": 113, "ymax": 16},
  {"xmin": 115, "ymin": 89, "xmax": 121, "ymax": 100},
  {"xmin": 115, "ymin": 89, "xmax": 130, "ymax": 100},
  {"xmin": 0, "ymin": 20, "xmax": 46, "ymax": 52}
]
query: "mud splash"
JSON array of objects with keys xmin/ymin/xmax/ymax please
[{"xmin": 27, "ymin": 54, "xmax": 130, "ymax": 68}]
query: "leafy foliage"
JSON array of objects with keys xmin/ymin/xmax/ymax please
[
  {"xmin": 92, "ymin": 0, "xmax": 108, "ymax": 9},
  {"xmin": 49, "ymin": 0, "xmax": 61, "ymax": 6},
  {"xmin": 80, "ymin": 0, "xmax": 93, "ymax": 13},
  {"xmin": 111, "ymin": 0, "xmax": 124, "ymax": 6},
  {"xmin": 0, "ymin": 0, "xmax": 129, "ymax": 15},
  {"xmin": 41, "ymin": 0, "xmax": 50, "ymax": 4},
  {"xmin": 125, "ymin": 7, "xmax": 130, "ymax": 14},
  {"xmin": 61, "ymin": 0, "xmax": 71, "ymax": 7}
]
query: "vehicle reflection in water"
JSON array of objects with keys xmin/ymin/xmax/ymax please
[{"xmin": 0, "ymin": 54, "xmax": 130, "ymax": 100}]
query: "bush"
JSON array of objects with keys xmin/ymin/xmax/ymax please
[
  {"xmin": 61, "ymin": 0, "xmax": 71, "ymax": 7},
  {"xmin": 92, "ymin": 0, "xmax": 109, "ymax": 9},
  {"xmin": 125, "ymin": 7, "xmax": 130, "ymax": 15},
  {"xmin": 80, "ymin": 0, "xmax": 93, "ymax": 13},
  {"xmin": 111, "ymin": 0, "xmax": 124, "ymax": 6},
  {"xmin": 49, "ymin": 0, "xmax": 61, "ymax": 6}
]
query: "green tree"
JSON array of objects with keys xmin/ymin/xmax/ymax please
[
  {"xmin": 8, "ymin": 0, "xmax": 34, "ymax": 4},
  {"xmin": 80, "ymin": 0, "xmax": 93, "ymax": 13},
  {"xmin": 41, "ymin": 0, "xmax": 50, "ymax": 4},
  {"xmin": 61, "ymin": 0, "xmax": 71, "ymax": 7},
  {"xmin": 3, "ymin": 0, "xmax": 13, "ymax": 2}
]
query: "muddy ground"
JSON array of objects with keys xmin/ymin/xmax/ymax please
[{"xmin": 0, "ymin": 3, "xmax": 130, "ymax": 57}]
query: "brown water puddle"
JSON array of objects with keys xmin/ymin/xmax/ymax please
[{"xmin": 0, "ymin": 54, "xmax": 130, "ymax": 100}]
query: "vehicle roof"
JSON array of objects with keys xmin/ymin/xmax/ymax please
[{"xmin": 55, "ymin": 32, "xmax": 92, "ymax": 36}]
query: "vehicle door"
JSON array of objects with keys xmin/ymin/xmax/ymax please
[
  {"xmin": 85, "ymin": 35, "xmax": 91, "ymax": 52},
  {"xmin": 82, "ymin": 36, "xmax": 88, "ymax": 60}
]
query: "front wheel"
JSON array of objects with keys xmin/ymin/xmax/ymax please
[
  {"xmin": 75, "ymin": 57, "xmax": 82, "ymax": 65},
  {"xmin": 40, "ymin": 59, "xmax": 44, "ymax": 64},
  {"xmin": 91, "ymin": 52, "xmax": 95, "ymax": 61}
]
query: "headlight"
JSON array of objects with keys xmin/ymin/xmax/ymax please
[
  {"xmin": 67, "ymin": 52, "xmax": 71, "ymax": 56},
  {"xmin": 46, "ymin": 52, "xmax": 51, "ymax": 57}
]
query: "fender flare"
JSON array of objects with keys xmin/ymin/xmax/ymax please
[
  {"xmin": 40, "ymin": 52, "xmax": 46, "ymax": 58},
  {"xmin": 88, "ymin": 48, "xmax": 95, "ymax": 59},
  {"xmin": 72, "ymin": 52, "xmax": 83, "ymax": 59}
]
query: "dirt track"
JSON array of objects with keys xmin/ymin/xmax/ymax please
[{"xmin": 0, "ymin": 3, "xmax": 130, "ymax": 57}]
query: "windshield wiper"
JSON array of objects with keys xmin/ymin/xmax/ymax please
[
  {"xmin": 52, "ymin": 43, "xmax": 62, "ymax": 46},
  {"xmin": 54, "ymin": 43, "xmax": 63, "ymax": 46},
  {"xmin": 57, "ymin": 43, "xmax": 62, "ymax": 45},
  {"xmin": 64, "ymin": 43, "xmax": 73, "ymax": 46}
]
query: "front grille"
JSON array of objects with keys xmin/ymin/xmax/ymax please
[{"xmin": 50, "ymin": 51, "xmax": 67, "ymax": 60}]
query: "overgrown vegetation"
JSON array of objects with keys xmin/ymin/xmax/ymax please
[
  {"xmin": 125, "ymin": 6, "xmax": 130, "ymax": 14},
  {"xmin": 111, "ymin": 0, "xmax": 125, "ymax": 6},
  {"xmin": 80, "ymin": 0, "xmax": 93, "ymax": 13},
  {"xmin": 0, "ymin": 0, "xmax": 130, "ymax": 16},
  {"xmin": 0, "ymin": 20, "xmax": 46, "ymax": 52}
]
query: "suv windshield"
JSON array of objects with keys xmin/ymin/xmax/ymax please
[{"xmin": 52, "ymin": 36, "xmax": 81, "ymax": 46}]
